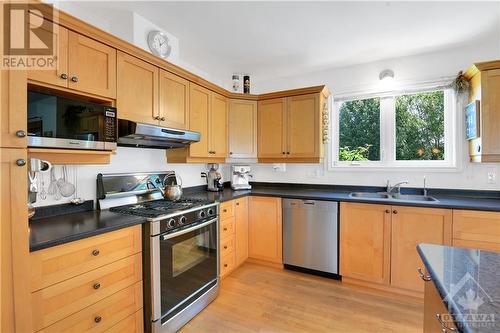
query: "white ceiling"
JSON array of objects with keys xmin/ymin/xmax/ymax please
[{"xmin": 65, "ymin": 1, "xmax": 500, "ymax": 81}]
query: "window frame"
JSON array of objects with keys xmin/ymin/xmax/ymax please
[{"xmin": 330, "ymin": 86, "xmax": 456, "ymax": 170}]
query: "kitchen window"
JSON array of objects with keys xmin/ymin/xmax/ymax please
[{"xmin": 332, "ymin": 87, "xmax": 455, "ymax": 168}]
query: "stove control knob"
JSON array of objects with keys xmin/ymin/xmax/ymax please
[
  {"xmin": 199, "ymin": 210, "xmax": 206, "ymax": 219},
  {"xmin": 167, "ymin": 219, "xmax": 176, "ymax": 229},
  {"xmin": 207, "ymin": 208, "xmax": 214, "ymax": 216},
  {"xmin": 179, "ymin": 216, "xmax": 187, "ymax": 225}
]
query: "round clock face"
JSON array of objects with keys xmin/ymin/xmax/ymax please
[{"xmin": 147, "ymin": 31, "xmax": 171, "ymax": 59}]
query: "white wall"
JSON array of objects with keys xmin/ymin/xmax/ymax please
[{"xmin": 248, "ymin": 33, "xmax": 500, "ymax": 191}]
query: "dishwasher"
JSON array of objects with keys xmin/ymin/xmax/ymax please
[{"xmin": 283, "ymin": 198, "xmax": 339, "ymax": 278}]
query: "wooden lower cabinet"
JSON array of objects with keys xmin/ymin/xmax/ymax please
[
  {"xmin": 234, "ymin": 197, "xmax": 249, "ymax": 266},
  {"xmin": 391, "ymin": 207, "xmax": 452, "ymax": 293},
  {"xmin": 452, "ymin": 209, "xmax": 500, "ymax": 252},
  {"xmin": 423, "ymin": 280, "xmax": 457, "ymax": 333},
  {"xmin": 340, "ymin": 203, "xmax": 391, "ymax": 284},
  {"xmin": 340, "ymin": 202, "xmax": 452, "ymax": 295},
  {"xmin": 248, "ymin": 196, "xmax": 282, "ymax": 264},
  {"xmin": 30, "ymin": 225, "xmax": 144, "ymax": 332}
]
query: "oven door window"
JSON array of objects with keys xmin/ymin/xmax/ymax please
[{"xmin": 159, "ymin": 221, "xmax": 218, "ymax": 319}]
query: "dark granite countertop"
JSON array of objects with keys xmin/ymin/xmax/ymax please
[
  {"xmin": 29, "ymin": 202, "xmax": 147, "ymax": 252},
  {"xmin": 29, "ymin": 183, "xmax": 500, "ymax": 252},
  {"xmin": 417, "ymin": 244, "xmax": 500, "ymax": 333}
]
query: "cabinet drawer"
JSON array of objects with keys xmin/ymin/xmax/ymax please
[
  {"xmin": 220, "ymin": 217, "xmax": 235, "ymax": 239},
  {"xmin": 220, "ymin": 237, "xmax": 234, "ymax": 257},
  {"xmin": 220, "ymin": 252, "xmax": 235, "ymax": 277},
  {"xmin": 32, "ymin": 253, "xmax": 142, "ymax": 331},
  {"xmin": 453, "ymin": 210, "xmax": 500, "ymax": 251},
  {"xmin": 105, "ymin": 310, "xmax": 144, "ymax": 333},
  {"xmin": 31, "ymin": 225, "xmax": 142, "ymax": 291},
  {"xmin": 38, "ymin": 282, "xmax": 143, "ymax": 333},
  {"xmin": 220, "ymin": 201, "xmax": 235, "ymax": 220}
]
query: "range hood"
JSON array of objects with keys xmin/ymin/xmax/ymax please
[{"xmin": 117, "ymin": 119, "xmax": 200, "ymax": 149}]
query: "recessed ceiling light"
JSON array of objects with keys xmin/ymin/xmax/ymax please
[{"xmin": 379, "ymin": 69, "xmax": 395, "ymax": 81}]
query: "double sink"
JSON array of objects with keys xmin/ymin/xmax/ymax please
[{"xmin": 349, "ymin": 192, "xmax": 439, "ymax": 203}]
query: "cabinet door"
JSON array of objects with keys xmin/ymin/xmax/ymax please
[
  {"xmin": 1, "ymin": 70, "xmax": 27, "ymax": 148},
  {"xmin": 117, "ymin": 52, "xmax": 159, "ymax": 125},
  {"xmin": 424, "ymin": 279, "xmax": 457, "ymax": 333},
  {"xmin": 234, "ymin": 197, "xmax": 249, "ymax": 266},
  {"xmin": 248, "ymin": 196, "xmax": 282, "ymax": 264},
  {"xmin": 1, "ymin": 149, "xmax": 33, "ymax": 332},
  {"xmin": 452, "ymin": 210, "xmax": 500, "ymax": 252},
  {"xmin": 228, "ymin": 100, "xmax": 257, "ymax": 158},
  {"xmin": 67, "ymin": 31, "xmax": 116, "ymax": 98},
  {"xmin": 27, "ymin": 24, "xmax": 68, "ymax": 88},
  {"xmin": 286, "ymin": 93, "xmax": 320, "ymax": 158},
  {"xmin": 481, "ymin": 69, "xmax": 500, "ymax": 157},
  {"xmin": 159, "ymin": 70, "xmax": 189, "ymax": 129},
  {"xmin": 391, "ymin": 207, "xmax": 452, "ymax": 292},
  {"xmin": 257, "ymin": 98, "xmax": 286, "ymax": 159},
  {"xmin": 209, "ymin": 93, "xmax": 228, "ymax": 158},
  {"xmin": 189, "ymin": 83, "xmax": 210, "ymax": 157},
  {"xmin": 340, "ymin": 202, "xmax": 391, "ymax": 284}
]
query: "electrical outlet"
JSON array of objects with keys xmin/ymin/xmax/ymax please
[{"xmin": 487, "ymin": 172, "xmax": 497, "ymax": 184}]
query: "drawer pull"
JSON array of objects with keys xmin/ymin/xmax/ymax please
[
  {"xmin": 224, "ymin": 245, "xmax": 228, "ymax": 249},
  {"xmin": 385, "ymin": 209, "xmax": 390, "ymax": 213},
  {"xmin": 224, "ymin": 263, "xmax": 228, "ymax": 268},
  {"xmin": 94, "ymin": 316, "xmax": 102, "ymax": 323},
  {"xmin": 223, "ymin": 209, "xmax": 227, "ymax": 213},
  {"xmin": 223, "ymin": 227, "xmax": 228, "ymax": 231},
  {"xmin": 93, "ymin": 282, "xmax": 101, "ymax": 290},
  {"xmin": 392, "ymin": 210, "xmax": 398, "ymax": 214},
  {"xmin": 436, "ymin": 314, "xmax": 456, "ymax": 332},
  {"xmin": 236, "ymin": 202, "xmax": 240, "ymax": 206},
  {"xmin": 92, "ymin": 249, "xmax": 100, "ymax": 256},
  {"xmin": 417, "ymin": 268, "xmax": 432, "ymax": 281}
]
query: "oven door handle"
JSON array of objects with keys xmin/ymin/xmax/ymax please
[{"xmin": 160, "ymin": 218, "xmax": 218, "ymax": 240}]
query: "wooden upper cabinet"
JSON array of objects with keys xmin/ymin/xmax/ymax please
[
  {"xmin": 258, "ymin": 98, "xmax": 286, "ymax": 159},
  {"xmin": 340, "ymin": 202, "xmax": 391, "ymax": 284},
  {"xmin": 287, "ymin": 93, "xmax": 320, "ymax": 158},
  {"xmin": 228, "ymin": 99, "xmax": 257, "ymax": 158},
  {"xmin": 117, "ymin": 51, "xmax": 159, "ymax": 125},
  {"xmin": 390, "ymin": 207, "xmax": 452, "ymax": 293},
  {"xmin": 67, "ymin": 31, "xmax": 116, "ymax": 99},
  {"xmin": 248, "ymin": 196, "xmax": 282, "ymax": 264},
  {"xmin": 1, "ymin": 70, "xmax": 27, "ymax": 148},
  {"xmin": 452, "ymin": 210, "xmax": 500, "ymax": 252},
  {"xmin": 188, "ymin": 83, "xmax": 211, "ymax": 157},
  {"xmin": 465, "ymin": 61, "xmax": 500, "ymax": 162},
  {"xmin": 159, "ymin": 70, "xmax": 189, "ymax": 129},
  {"xmin": 209, "ymin": 93, "xmax": 228, "ymax": 158},
  {"xmin": 27, "ymin": 23, "xmax": 69, "ymax": 88}
]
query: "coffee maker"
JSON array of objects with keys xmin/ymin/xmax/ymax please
[
  {"xmin": 230, "ymin": 165, "xmax": 252, "ymax": 190},
  {"xmin": 201, "ymin": 163, "xmax": 224, "ymax": 192}
]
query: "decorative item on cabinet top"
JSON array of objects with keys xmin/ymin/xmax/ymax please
[{"xmin": 322, "ymin": 99, "xmax": 330, "ymax": 143}]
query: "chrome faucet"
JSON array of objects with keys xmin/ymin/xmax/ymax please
[{"xmin": 386, "ymin": 180, "xmax": 409, "ymax": 194}]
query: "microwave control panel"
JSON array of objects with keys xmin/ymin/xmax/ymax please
[{"xmin": 104, "ymin": 108, "xmax": 117, "ymax": 142}]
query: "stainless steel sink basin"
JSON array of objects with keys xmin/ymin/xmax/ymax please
[
  {"xmin": 349, "ymin": 192, "xmax": 391, "ymax": 199},
  {"xmin": 348, "ymin": 192, "xmax": 439, "ymax": 202},
  {"xmin": 390, "ymin": 194, "xmax": 438, "ymax": 202}
]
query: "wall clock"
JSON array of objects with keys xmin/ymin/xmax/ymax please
[{"xmin": 147, "ymin": 30, "xmax": 171, "ymax": 59}]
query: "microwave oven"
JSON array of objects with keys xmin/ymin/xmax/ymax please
[{"xmin": 27, "ymin": 91, "xmax": 117, "ymax": 150}]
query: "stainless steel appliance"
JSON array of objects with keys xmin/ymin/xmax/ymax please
[
  {"xmin": 97, "ymin": 172, "xmax": 219, "ymax": 333},
  {"xmin": 201, "ymin": 163, "xmax": 224, "ymax": 192},
  {"xmin": 283, "ymin": 199, "xmax": 339, "ymax": 277},
  {"xmin": 27, "ymin": 91, "xmax": 117, "ymax": 150},
  {"xmin": 117, "ymin": 120, "xmax": 200, "ymax": 149},
  {"xmin": 230, "ymin": 165, "xmax": 252, "ymax": 190}
]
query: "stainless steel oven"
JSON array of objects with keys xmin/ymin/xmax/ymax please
[
  {"xmin": 27, "ymin": 90, "xmax": 117, "ymax": 150},
  {"xmin": 149, "ymin": 211, "xmax": 219, "ymax": 333}
]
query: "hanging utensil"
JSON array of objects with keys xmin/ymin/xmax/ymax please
[
  {"xmin": 48, "ymin": 167, "xmax": 58, "ymax": 196},
  {"xmin": 39, "ymin": 173, "xmax": 47, "ymax": 200},
  {"xmin": 70, "ymin": 165, "xmax": 84, "ymax": 205},
  {"xmin": 59, "ymin": 165, "xmax": 76, "ymax": 197}
]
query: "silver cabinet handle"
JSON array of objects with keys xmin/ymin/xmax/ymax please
[
  {"xmin": 70, "ymin": 76, "xmax": 78, "ymax": 82},
  {"xmin": 436, "ymin": 314, "xmax": 456, "ymax": 332},
  {"xmin": 15, "ymin": 130, "xmax": 26, "ymax": 137},
  {"xmin": 160, "ymin": 117, "xmax": 166, "ymax": 121},
  {"xmin": 16, "ymin": 159, "xmax": 26, "ymax": 166},
  {"xmin": 60, "ymin": 73, "xmax": 68, "ymax": 80},
  {"xmin": 417, "ymin": 268, "xmax": 432, "ymax": 281}
]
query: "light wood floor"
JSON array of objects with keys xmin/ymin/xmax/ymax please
[{"xmin": 180, "ymin": 263, "xmax": 424, "ymax": 332}]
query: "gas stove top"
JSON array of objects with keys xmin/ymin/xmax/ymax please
[{"xmin": 110, "ymin": 198, "xmax": 212, "ymax": 219}]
